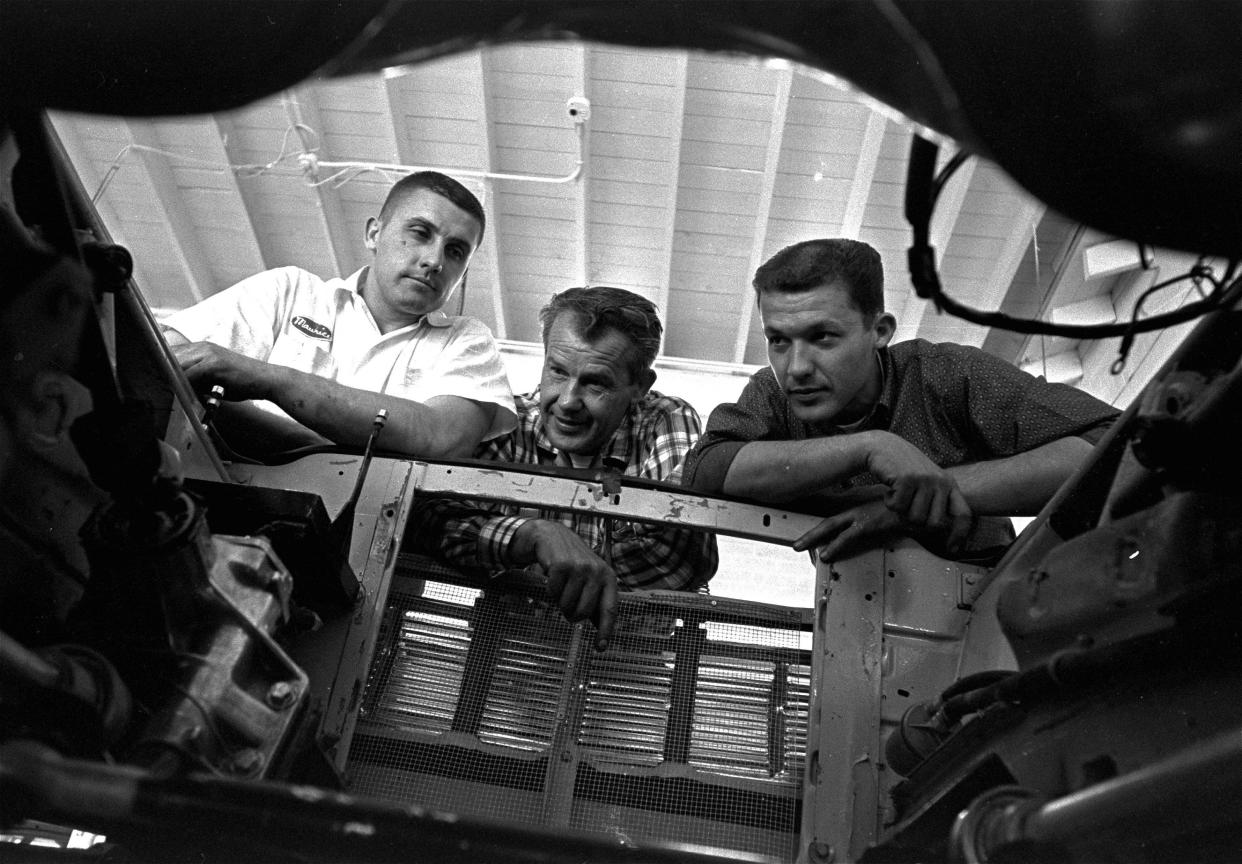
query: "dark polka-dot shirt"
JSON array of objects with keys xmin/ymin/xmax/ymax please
[{"xmin": 682, "ymin": 339, "xmax": 1120, "ymax": 554}]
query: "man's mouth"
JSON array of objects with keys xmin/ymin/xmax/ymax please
[
  {"xmin": 405, "ymin": 274, "xmax": 437, "ymax": 292},
  {"xmin": 551, "ymin": 415, "xmax": 587, "ymax": 434}
]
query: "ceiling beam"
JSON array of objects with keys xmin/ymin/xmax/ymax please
[
  {"xmin": 732, "ymin": 65, "xmax": 793, "ymax": 364},
  {"xmin": 893, "ymin": 155, "xmax": 978, "ymax": 344},
  {"xmin": 46, "ymin": 116, "xmax": 121, "ymax": 233},
  {"xmin": 282, "ymin": 87, "xmax": 359, "ymax": 279},
  {"xmin": 467, "ymin": 49, "xmax": 507, "ymax": 339},
  {"xmin": 838, "ymin": 110, "xmax": 887, "ymax": 240},
  {"xmin": 380, "ymin": 70, "xmax": 413, "ymax": 164},
  {"xmin": 988, "ymin": 199, "xmax": 1046, "ymax": 300},
  {"xmin": 212, "ymin": 114, "xmax": 274, "ymax": 274},
  {"xmin": 46, "ymin": 114, "xmax": 158, "ymax": 291},
  {"xmin": 124, "ymin": 119, "xmax": 215, "ymax": 303},
  {"xmin": 956, "ymin": 196, "xmax": 1049, "ymax": 351},
  {"xmin": 1049, "ymin": 293, "xmax": 1117, "ymax": 327},
  {"xmin": 655, "ymin": 53, "xmax": 690, "ymax": 357},
  {"xmin": 1020, "ymin": 347, "xmax": 1082, "ymax": 385},
  {"xmin": 1013, "ymin": 223, "xmax": 1093, "ymax": 371},
  {"xmin": 1077, "ymin": 251, "xmax": 1210, "ymax": 408},
  {"xmin": 1082, "ymin": 238, "xmax": 1146, "ymax": 281}
]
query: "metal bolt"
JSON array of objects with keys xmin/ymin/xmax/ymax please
[
  {"xmin": 267, "ymin": 680, "xmax": 299, "ymax": 710},
  {"xmin": 229, "ymin": 748, "xmax": 265, "ymax": 777},
  {"xmin": 808, "ymin": 841, "xmax": 835, "ymax": 863}
]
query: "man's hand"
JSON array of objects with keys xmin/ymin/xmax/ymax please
[
  {"xmin": 793, "ymin": 472, "xmax": 973, "ymax": 562},
  {"xmin": 793, "ymin": 497, "xmax": 902, "ymax": 561},
  {"xmin": 172, "ymin": 341, "xmax": 274, "ymax": 402},
  {"xmin": 512, "ymin": 520, "xmax": 618, "ymax": 651},
  {"xmin": 863, "ymin": 431, "xmax": 973, "ymax": 541},
  {"xmin": 793, "ymin": 495, "xmax": 972, "ymax": 562}
]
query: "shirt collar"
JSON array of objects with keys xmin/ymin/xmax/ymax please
[
  {"xmin": 422, "ymin": 309, "xmax": 452, "ymax": 328},
  {"xmin": 871, "ymin": 346, "xmax": 895, "ymax": 428}
]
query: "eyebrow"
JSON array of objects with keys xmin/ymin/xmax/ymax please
[
  {"xmin": 765, "ymin": 317, "xmax": 843, "ymax": 337},
  {"xmin": 578, "ymin": 368, "xmax": 616, "ymax": 385}
]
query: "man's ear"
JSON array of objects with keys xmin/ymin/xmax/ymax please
[
  {"xmin": 364, "ymin": 217, "xmax": 380, "ymax": 252},
  {"xmin": 634, "ymin": 368, "xmax": 657, "ymax": 400},
  {"xmin": 872, "ymin": 312, "xmax": 897, "ymax": 350}
]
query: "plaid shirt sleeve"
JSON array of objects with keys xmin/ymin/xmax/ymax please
[
  {"xmin": 408, "ymin": 435, "xmax": 539, "ymax": 578},
  {"xmin": 604, "ymin": 396, "xmax": 720, "ymax": 590}
]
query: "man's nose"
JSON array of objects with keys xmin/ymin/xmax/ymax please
[
  {"xmin": 786, "ymin": 342, "xmax": 813, "ymax": 377},
  {"xmin": 420, "ymin": 242, "xmax": 444, "ymax": 273},
  {"xmin": 557, "ymin": 381, "xmax": 584, "ymax": 409}
]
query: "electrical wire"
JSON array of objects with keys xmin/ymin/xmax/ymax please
[
  {"xmin": 90, "ymin": 112, "xmax": 585, "ymax": 205},
  {"xmin": 904, "ymin": 135, "xmax": 1242, "ymax": 351}
]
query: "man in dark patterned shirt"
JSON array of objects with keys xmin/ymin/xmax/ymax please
[
  {"xmin": 415, "ymin": 287, "xmax": 719, "ymax": 650},
  {"xmin": 681, "ymin": 238, "xmax": 1119, "ymax": 563}
]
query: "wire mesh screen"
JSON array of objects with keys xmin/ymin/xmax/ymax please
[{"xmin": 347, "ymin": 553, "xmax": 811, "ymax": 862}]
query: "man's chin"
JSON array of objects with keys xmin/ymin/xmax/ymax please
[
  {"xmin": 546, "ymin": 433, "xmax": 588, "ymax": 454},
  {"xmin": 545, "ymin": 428, "xmax": 599, "ymax": 460},
  {"xmin": 788, "ymin": 400, "xmax": 841, "ymax": 426},
  {"xmin": 401, "ymin": 298, "xmax": 444, "ymax": 318}
]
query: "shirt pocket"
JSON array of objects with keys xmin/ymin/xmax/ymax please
[{"xmin": 267, "ymin": 335, "xmax": 337, "ymax": 379}]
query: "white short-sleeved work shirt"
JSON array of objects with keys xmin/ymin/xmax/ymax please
[{"xmin": 163, "ymin": 266, "xmax": 516, "ymax": 439}]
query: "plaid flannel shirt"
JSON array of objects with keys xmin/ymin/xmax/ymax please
[{"xmin": 413, "ymin": 389, "xmax": 719, "ymax": 590}]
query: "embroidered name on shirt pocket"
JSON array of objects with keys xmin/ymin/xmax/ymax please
[{"xmin": 292, "ymin": 315, "xmax": 332, "ymax": 340}]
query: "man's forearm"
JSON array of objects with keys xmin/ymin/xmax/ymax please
[
  {"xmin": 948, "ymin": 436, "xmax": 1094, "ymax": 515},
  {"xmin": 721, "ymin": 435, "xmax": 873, "ymax": 502},
  {"xmin": 263, "ymin": 365, "xmax": 485, "ymax": 458},
  {"xmin": 213, "ymin": 401, "xmax": 332, "ymax": 454}
]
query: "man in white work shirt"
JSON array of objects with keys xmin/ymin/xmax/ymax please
[{"xmin": 162, "ymin": 171, "xmax": 515, "ymax": 458}]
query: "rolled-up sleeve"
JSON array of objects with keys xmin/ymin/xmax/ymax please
[
  {"xmin": 408, "ymin": 433, "xmax": 528, "ymax": 579},
  {"xmin": 160, "ymin": 267, "xmax": 290, "ymax": 358},
  {"xmin": 681, "ymin": 369, "xmax": 793, "ymax": 495},
  {"xmin": 407, "ymin": 318, "xmax": 517, "ymax": 441}
]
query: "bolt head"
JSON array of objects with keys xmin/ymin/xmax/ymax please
[{"xmin": 267, "ymin": 680, "xmax": 299, "ymax": 709}]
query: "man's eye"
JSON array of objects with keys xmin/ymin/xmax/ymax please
[
  {"xmin": 766, "ymin": 335, "xmax": 788, "ymax": 347},
  {"xmin": 447, "ymin": 246, "xmax": 465, "ymax": 260}
]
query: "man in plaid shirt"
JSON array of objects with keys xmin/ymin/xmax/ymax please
[{"xmin": 413, "ymin": 287, "xmax": 719, "ymax": 650}]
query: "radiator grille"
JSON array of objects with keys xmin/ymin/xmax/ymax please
[{"xmin": 348, "ymin": 554, "xmax": 812, "ymax": 861}]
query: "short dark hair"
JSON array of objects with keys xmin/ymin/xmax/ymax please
[
  {"xmin": 539, "ymin": 286, "xmax": 662, "ymax": 380},
  {"xmin": 379, "ymin": 171, "xmax": 486, "ymax": 241},
  {"xmin": 753, "ymin": 238, "xmax": 884, "ymax": 320}
]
